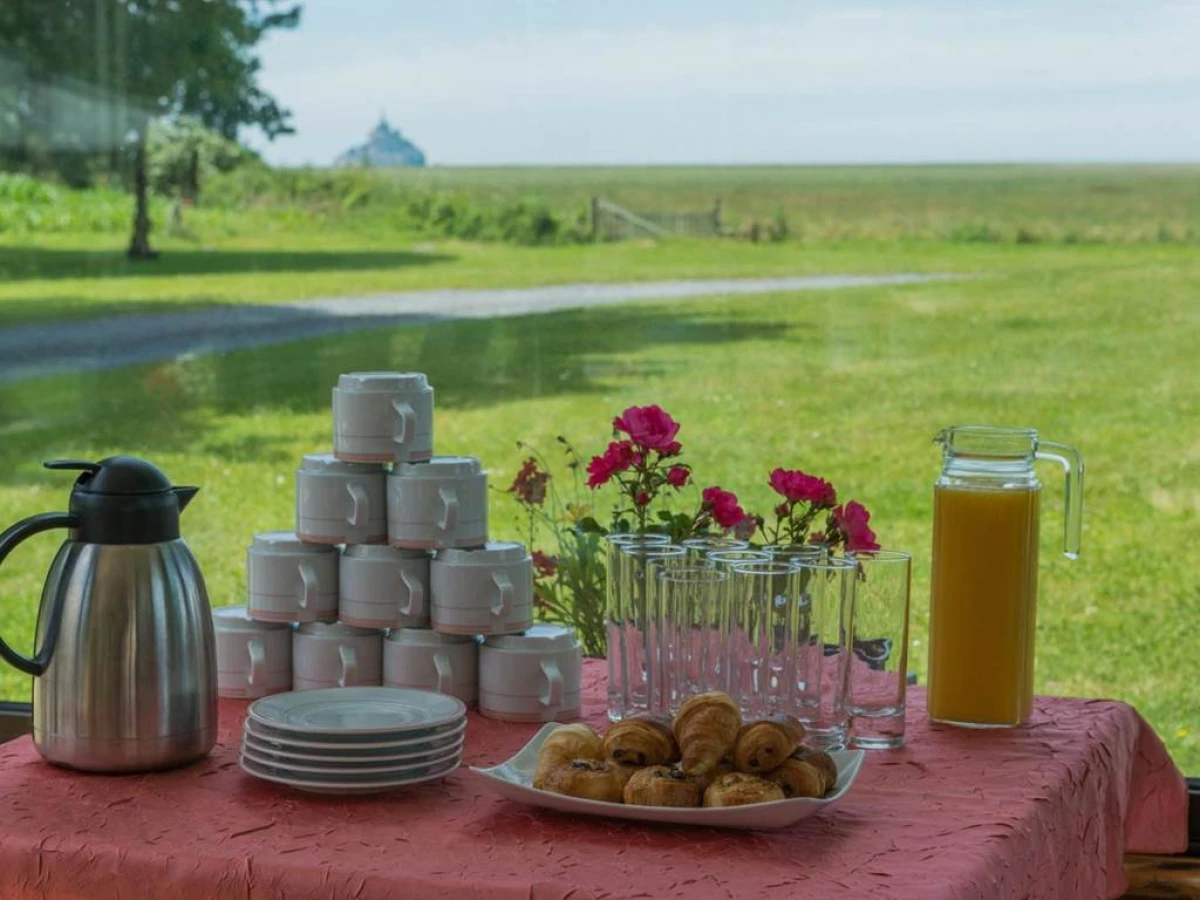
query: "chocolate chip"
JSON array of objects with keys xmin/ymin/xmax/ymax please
[{"xmin": 749, "ymin": 756, "xmax": 759, "ymax": 768}]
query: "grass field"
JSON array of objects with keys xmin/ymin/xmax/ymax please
[{"xmin": 0, "ymin": 165, "xmax": 1197, "ymax": 769}]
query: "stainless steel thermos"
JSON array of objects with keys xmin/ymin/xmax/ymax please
[{"xmin": 0, "ymin": 457, "xmax": 216, "ymax": 772}]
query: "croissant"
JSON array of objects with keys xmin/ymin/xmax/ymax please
[
  {"xmin": 764, "ymin": 758, "xmax": 825, "ymax": 799},
  {"xmin": 673, "ymin": 692, "xmax": 741, "ymax": 776},
  {"xmin": 623, "ymin": 765, "xmax": 702, "ymax": 808},
  {"xmin": 603, "ymin": 715, "xmax": 678, "ymax": 767},
  {"xmin": 533, "ymin": 723, "xmax": 604, "ymax": 789},
  {"xmin": 702, "ymin": 771, "xmax": 785, "ymax": 807},
  {"xmin": 540, "ymin": 758, "xmax": 630, "ymax": 803},
  {"xmin": 732, "ymin": 715, "xmax": 805, "ymax": 774},
  {"xmin": 792, "ymin": 749, "xmax": 838, "ymax": 794}
]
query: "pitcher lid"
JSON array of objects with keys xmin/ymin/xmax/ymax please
[
  {"xmin": 337, "ymin": 372, "xmax": 430, "ymax": 393},
  {"xmin": 394, "ymin": 456, "xmax": 483, "ymax": 478},
  {"xmin": 484, "ymin": 624, "xmax": 579, "ymax": 651},
  {"xmin": 435, "ymin": 541, "xmax": 527, "ymax": 565}
]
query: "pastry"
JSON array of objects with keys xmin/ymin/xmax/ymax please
[
  {"xmin": 673, "ymin": 692, "xmax": 741, "ymax": 776},
  {"xmin": 764, "ymin": 758, "xmax": 825, "ymax": 799},
  {"xmin": 533, "ymin": 723, "xmax": 603, "ymax": 789},
  {"xmin": 695, "ymin": 758, "xmax": 735, "ymax": 794},
  {"xmin": 539, "ymin": 758, "xmax": 631, "ymax": 803},
  {"xmin": 792, "ymin": 749, "xmax": 838, "ymax": 794},
  {"xmin": 603, "ymin": 715, "xmax": 678, "ymax": 767},
  {"xmin": 732, "ymin": 715, "xmax": 805, "ymax": 774},
  {"xmin": 623, "ymin": 765, "xmax": 702, "ymax": 808},
  {"xmin": 702, "ymin": 771, "xmax": 786, "ymax": 807}
]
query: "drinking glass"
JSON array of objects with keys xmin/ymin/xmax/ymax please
[
  {"xmin": 604, "ymin": 533, "xmax": 670, "ymax": 720},
  {"xmin": 657, "ymin": 566, "xmax": 729, "ymax": 713},
  {"xmin": 846, "ymin": 549, "xmax": 912, "ymax": 749},
  {"xmin": 704, "ymin": 550, "xmax": 772, "ymax": 692},
  {"xmin": 766, "ymin": 543, "xmax": 828, "ymax": 566},
  {"xmin": 606, "ymin": 541, "xmax": 686, "ymax": 719},
  {"xmin": 727, "ymin": 561, "xmax": 800, "ymax": 719},
  {"xmin": 681, "ymin": 536, "xmax": 748, "ymax": 565},
  {"xmin": 785, "ymin": 556, "xmax": 856, "ymax": 750}
]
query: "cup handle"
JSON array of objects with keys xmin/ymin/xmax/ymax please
[
  {"xmin": 540, "ymin": 660, "xmax": 563, "ymax": 710},
  {"xmin": 433, "ymin": 652, "xmax": 454, "ymax": 695},
  {"xmin": 297, "ymin": 561, "xmax": 317, "ymax": 610},
  {"xmin": 346, "ymin": 482, "xmax": 370, "ymax": 528},
  {"xmin": 247, "ymin": 638, "xmax": 267, "ymax": 696},
  {"xmin": 437, "ymin": 487, "xmax": 459, "ymax": 531},
  {"xmin": 399, "ymin": 568, "xmax": 425, "ymax": 619},
  {"xmin": 491, "ymin": 571, "xmax": 514, "ymax": 618},
  {"xmin": 392, "ymin": 400, "xmax": 416, "ymax": 446},
  {"xmin": 338, "ymin": 645, "xmax": 358, "ymax": 687}
]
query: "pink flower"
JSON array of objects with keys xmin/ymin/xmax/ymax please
[
  {"xmin": 586, "ymin": 440, "xmax": 638, "ymax": 488},
  {"xmin": 834, "ymin": 501, "xmax": 880, "ymax": 552},
  {"xmin": 666, "ymin": 465, "xmax": 690, "ymax": 488},
  {"xmin": 702, "ymin": 485, "xmax": 746, "ymax": 530},
  {"xmin": 660, "ymin": 441, "xmax": 682, "ymax": 457},
  {"xmin": 635, "ymin": 491, "xmax": 651, "ymax": 507},
  {"xmin": 613, "ymin": 405, "xmax": 681, "ymax": 453},
  {"xmin": 508, "ymin": 457, "xmax": 549, "ymax": 506},
  {"xmin": 769, "ymin": 468, "xmax": 837, "ymax": 507},
  {"xmin": 531, "ymin": 550, "xmax": 558, "ymax": 579},
  {"xmin": 774, "ymin": 502, "xmax": 790, "ymax": 518}
]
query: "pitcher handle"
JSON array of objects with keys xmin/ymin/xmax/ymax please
[
  {"xmin": 1036, "ymin": 440, "xmax": 1084, "ymax": 559},
  {"xmin": 0, "ymin": 513, "xmax": 78, "ymax": 676}
]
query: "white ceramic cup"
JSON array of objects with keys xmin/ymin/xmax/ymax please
[
  {"xmin": 292, "ymin": 621, "xmax": 384, "ymax": 691},
  {"xmin": 388, "ymin": 456, "xmax": 488, "ymax": 550},
  {"xmin": 333, "ymin": 371, "xmax": 435, "ymax": 464},
  {"xmin": 478, "ymin": 625, "xmax": 583, "ymax": 723},
  {"xmin": 246, "ymin": 531, "xmax": 339, "ymax": 623},
  {"xmin": 213, "ymin": 605, "xmax": 293, "ymax": 699},
  {"xmin": 338, "ymin": 545, "xmax": 431, "ymax": 629},
  {"xmin": 430, "ymin": 541, "xmax": 533, "ymax": 635},
  {"xmin": 295, "ymin": 452, "xmax": 387, "ymax": 545},
  {"xmin": 383, "ymin": 628, "xmax": 479, "ymax": 707}
]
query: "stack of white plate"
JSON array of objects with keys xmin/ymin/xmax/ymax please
[{"xmin": 239, "ymin": 686, "xmax": 467, "ymax": 794}]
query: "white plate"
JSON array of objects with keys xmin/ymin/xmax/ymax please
[
  {"xmin": 241, "ymin": 725, "xmax": 465, "ymax": 764},
  {"xmin": 240, "ymin": 751, "xmax": 461, "ymax": 795},
  {"xmin": 243, "ymin": 716, "xmax": 467, "ymax": 752},
  {"xmin": 241, "ymin": 741, "xmax": 462, "ymax": 776},
  {"xmin": 248, "ymin": 687, "xmax": 466, "ymax": 737},
  {"xmin": 471, "ymin": 723, "xmax": 865, "ymax": 830}
]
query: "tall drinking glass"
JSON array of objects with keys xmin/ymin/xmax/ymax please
[
  {"xmin": 766, "ymin": 543, "xmax": 828, "ymax": 566},
  {"xmin": 728, "ymin": 562, "xmax": 800, "ymax": 719},
  {"xmin": 658, "ymin": 566, "xmax": 729, "ymax": 713},
  {"xmin": 846, "ymin": 549, "xmax": 912, "ymax": 749},
  {"xmin": 604, "ymin": 533, "xmax": 671, "ymax": 721},
  {"xmin": 608, "ymin": 542, "xmax": 687, "ymax": 719},
  {"xmin": 705, "ymin": 550, "xmax": 772, "ymax": 692},
  {"xmin": 786, "ymin": 556, "xmax": 856, "ymax": 750},
  {"xmin": 682, "ymin": 536, "xmax": 748, "ymax": 566}
]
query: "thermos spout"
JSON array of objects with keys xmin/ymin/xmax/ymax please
[{"xmin": 173, "ymin": 486, "xmax": 199, "ymax": 512}]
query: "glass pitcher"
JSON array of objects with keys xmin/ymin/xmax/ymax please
[{"xmin": 927, "ymin": 425, "xmax": 1083, "ymax": 727}]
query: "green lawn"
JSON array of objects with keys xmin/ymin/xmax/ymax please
[{"xmin": 0, "ymin": 236, "xmax": 1196, "ymax": 770}]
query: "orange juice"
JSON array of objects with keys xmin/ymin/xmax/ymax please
[{"xmin": 928, "ymin": 484, "xmax": 1040, "ymax": 726}]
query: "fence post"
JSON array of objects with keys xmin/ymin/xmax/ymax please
[
  {"xmin": 591, "ymin": 196, "xmax": 601, "ymax": 241},
  {"xmin": 712, "ymin": 199, "xmax": 722, "ymax": 236}
]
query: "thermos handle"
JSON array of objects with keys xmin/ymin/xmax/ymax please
[
  {"xmin": 437, "ymin": 487, "xmax": 459, "ymax": 532},
  {"xmin": 392, "ymin": 400, "xmax": 416, "ymax": 446},
  {"xmin": 0, "ymin": 512, "xmax": 79, "ymax": 676},
  {"xmin": 1035, "ymin": 440, "xmax": 1085, "ymax": 559},
  {"xmin": 433, "ymin": 652, "xmax": 454, "ymax": 695},
  {"xmin": 399, "ymin": 568, "xmax": 425, "ymax": 619}
]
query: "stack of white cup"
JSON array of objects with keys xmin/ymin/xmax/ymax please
[{"xmin": 216, "ymin": 371, "xmax": 581, "ymax": 723}]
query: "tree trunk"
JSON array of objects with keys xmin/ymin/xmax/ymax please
[{"xmin": 127, "ymin": 125, "xmax": 157, "ymax": 260}]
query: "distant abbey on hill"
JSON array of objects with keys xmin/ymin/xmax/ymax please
[{"xmin": 335, "ymin": 116, "xmax": 426, "ymax": 167}]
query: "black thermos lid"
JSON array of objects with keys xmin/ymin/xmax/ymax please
[{"xmin": 45, "ymin": 457, "xmax": 198, "ymax": 545}]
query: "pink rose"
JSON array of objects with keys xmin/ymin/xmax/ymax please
[
  {"xmin": 702, "ymin": 485, "xmax": 746, "ymax": 530},
  {"xmin": 586, "ymin": 440, "xmax": 638, "ymax": 488},
  {"xmin": 635, "ymin": 491, "xmax": 651, "ymax": 507},
  {"xmin": 613, "ymin": 405, "xmax": 682, "ymax": 453},
  {"xmin": 834, "ymin": 501, "xmax": 880, "ymax": 552},
  {"xmin": 774, "ymin": 502, "xmax": 790, "ymax": 518},
  {"xmin": 531, "ymin": 550, "xmax": 558, "ymax": 579},
  {"xmin": 666, "ymin": 465, "xmax": 690, "ymax": 488},
  {"xmin": 769, "ymin": 468, "xmax": 837, "ymax": 507}
]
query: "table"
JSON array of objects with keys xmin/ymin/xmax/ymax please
[{"xmin": 0, "ymin": 661, "xmax": 1187, "ymax": 900}]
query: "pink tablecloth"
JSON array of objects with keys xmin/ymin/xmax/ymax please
[{"xmin": 0, "ymin": 661, "xmax": 1187, "ymax": 900}]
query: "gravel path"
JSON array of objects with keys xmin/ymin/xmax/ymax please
[{"xmin": 0, "ymin": 273, "xmax": 951, "ymax": 383}]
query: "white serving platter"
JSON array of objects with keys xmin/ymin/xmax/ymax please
[
  {"xmin": 247, "ymin": 687, "xmax": 466, "ymax": 737},
  {"xmin": 471, "ymin": 723, "xmax": 865, "ymax": 830}
]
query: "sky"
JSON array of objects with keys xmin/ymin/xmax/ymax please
[{"xmin": 248, "ymin": 0, "xmax": 1200, "ymax": 167}]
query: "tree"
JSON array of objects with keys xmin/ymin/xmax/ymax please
[{"xmin": 0, "ymin": 0, "xmax": 300, "ymax": 258}]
